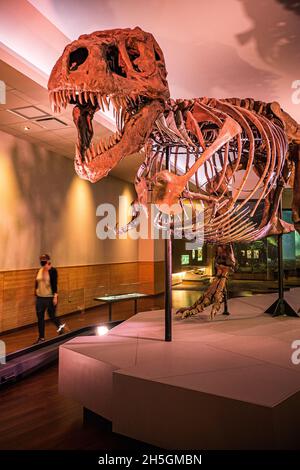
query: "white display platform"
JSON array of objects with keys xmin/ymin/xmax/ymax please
[{"xmin": 59, "ymin": 288, "xmax": 300, "ymax": 449}]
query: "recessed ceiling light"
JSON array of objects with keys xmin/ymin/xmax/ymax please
[
  {"xmin": 36, "ymin": 117, "xmax": 68, "ymax": 129},
  {"xmin": 8, "ymin": 106, "xmax": 50, "ymax": 119},
  {"xmin": 24, "ymin": 126, "xmax": 30, "ymax": 131}
]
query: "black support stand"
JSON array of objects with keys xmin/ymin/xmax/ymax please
[
  {"xmin": 265, "ymin": 202, "xmax": 299, "ymax": 317},
  {"xmin": 223, "ymin": 287, "xmax": 230, "ymax": 316},
  {"xmin": 165, "ymin": 146, "xmax": 172, "ymax": 341}
]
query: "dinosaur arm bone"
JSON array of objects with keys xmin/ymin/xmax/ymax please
[{"xmin": 152, "ymin": 116, "xmax": 242, "ymax": 212}]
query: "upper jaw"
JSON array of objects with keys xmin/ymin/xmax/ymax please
[{"xmin": 48, "ymin": 87, "xmax": 149, "ymax": 114}]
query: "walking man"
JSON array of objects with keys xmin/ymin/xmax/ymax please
[{"xmin": 34, "ymin": 254, "xmax": 65, "ymax": 343}]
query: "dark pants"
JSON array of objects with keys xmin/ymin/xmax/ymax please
[{"xmin": 36, "ymin": 296, "xmax": 61, "ymax": 338}]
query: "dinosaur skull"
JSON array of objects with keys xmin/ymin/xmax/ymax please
[{"xmin": 48, "ymin": 27, "xmax": 169, "ymax": 182}]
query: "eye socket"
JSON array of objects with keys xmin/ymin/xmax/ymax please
[
  {"xmin": 69, "ymin": 47, "xmax": 88, "ymax": 71},
  {"xmin": 105, "ymin": 44, "xmax": 127, "ymax": 77},
  {"xmin": 126, "ymin": 45, "xmax": 141, "ymax": 72}
]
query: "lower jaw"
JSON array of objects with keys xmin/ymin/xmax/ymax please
[{"xmin": 75, "ymin": 99, "xmax": 165, "ymax": 181}]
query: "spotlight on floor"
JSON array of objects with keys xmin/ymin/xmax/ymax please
[{"xmin": 96, "ymin": 326, "xmax": 109, "ymax": 336}]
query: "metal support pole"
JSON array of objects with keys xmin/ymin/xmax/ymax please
[
  {"xmin": 223, "ymin": 286, "xmax": 230, "ymax": 316},
  {"xmin": 265, "ymin": 199, "xmax": 299, "ymax": 317},
  {"xmin": 165, "ymin": 146, "xmax": 172, "ymax": 341},
  {"xmin": 278, "ymin": 230, "xmax": 284, "ymax": 300}
]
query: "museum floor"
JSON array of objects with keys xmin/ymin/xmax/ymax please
[{"xmin": 0, "ymin": 363, "xmax": 156, "ymax": 450}]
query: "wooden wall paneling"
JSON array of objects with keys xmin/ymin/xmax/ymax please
[
  {"xmin": 138, "ymin": 294, "xmax": 164, "ymax": 313},
  {"xmin": 109, "ymin": 262, "xmax": 139, "ymax": 295},
  {"xmin": 0, "ymin": 273, "xmax": 3, "ymax": 333},
  {"xmin": 138, "ymin": 261, "xmax": 154, "ymax": 294},
  {"xmin": 56, "ymin": 267, "xmax": 71, "ymax": 316},
  {"xmin": 15, "ymin": 270, "xmax": 36, "ymax": 329},
  {"xmin": 2, "ymin": 270, "xmax": 36, "ymax": 331},
  {"xmin": 0, "ymin": 261, "xmax": 157, "ymax": 334},
  {"xmin": 154, "ymin": 261, "xmax": 164, "ymax": 294},
  {"xmin": 83, "ymin": 264, "xmax": 110, "ymax": 309},
  {"xmin": 63, "ymin": 266, "xmax": 85, "ymax": 316}
]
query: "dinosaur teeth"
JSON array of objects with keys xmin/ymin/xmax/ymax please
[
  {"xmin": 118, "ymin": 96, "xmax": 122, "ymax": 108},
  {"xmin": 85, "ymin": 147, "xmax": 92, "ymax": 161},
  {"xmin": 55, "ymin": 92, "xmax": 62, "ymax": 112},
  {"xmin": 132, "ymin": 95, "xmax": 138, "ymax": 106},
  {"xmin": 124, "ymin": 111, "xmax": 131, "ymax": 123},
  {"xmin": 62, "ymin": 89, "xmax": 68, "ymax": 104},
  {"xmin": 97, "ymin": 94, "xmax": 104, "ymax": 111},
  {"xmin": 53, "ymin": 91, "xmax": 59, "ymax": 106},
  {"xmin": 111, "ymin": 96, "xmax": 118, "ymax": 114},
  {"xmin": 120, "ymin": 96, "xmax": 127, "ymax": 108},
  {"xmin": 103, "ymin": 95, "xmax": 109, "ymax": 110},
  {"xmin": 49, "ymin": 92, "xmax": 55, "ymax": 112},
  {"xmin": 90, "ymin": 92, "xmax": 95, "ymax": 106},
  {"xmin": 93, "ymin": 130, "xmax": 121, "ymax": 155},
  {"xmin": 115, "ymin": 96, "xmax": 120, "ymax": 108},
  {"xmin": 51, "ymin": 88, "xmax": 147, "ymax": 117},
  {"xmin": 116, "ymin": 108, "xmax": 119, "ymax": 130},
  {"xmin": 61, "ymin": 90, "xmax": 67, "ymax": 109},
  {"xmin": 79, "ymin": 127, "xmax": 122, "ymax": 161},
  {"xmin": 100, "ymin": 140, "xmax": 105, "ymax": 153},
  {"xmin": 92, "ymin": 142, "xmax": 97, "ymax": 158},
  {"xmin": 57, "ymin": 90, "xmax": 62, "ymax": 105}
]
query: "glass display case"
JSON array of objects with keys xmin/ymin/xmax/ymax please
[
  {"xmin": 173, "ymin": 238, "xmax": 207, "ymax": 273},
  {"xmin": 233, "ymin": 210, "xmax": 300, "ymax": 283}
]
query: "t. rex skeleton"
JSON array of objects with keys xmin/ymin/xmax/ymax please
[{"xmin": 48, "ymin": 27, "xmax": 300, "ymax": 319}]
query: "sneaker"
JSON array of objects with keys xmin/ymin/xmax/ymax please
[
  {"xmin": 34, "ymin": 337, "xmax": 45, "ymax": 344},
  {"xmin": 57, "ymin": 323, "xmax": 66, "ymax": 335}
]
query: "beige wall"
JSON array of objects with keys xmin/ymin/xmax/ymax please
[
  {"xmin": 137, "ymin": 216, "xmax": 165, "ymax": 263},
  {"xmin": 0, "ymin": 130, "xmax": 139, "ymax": 269}
]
